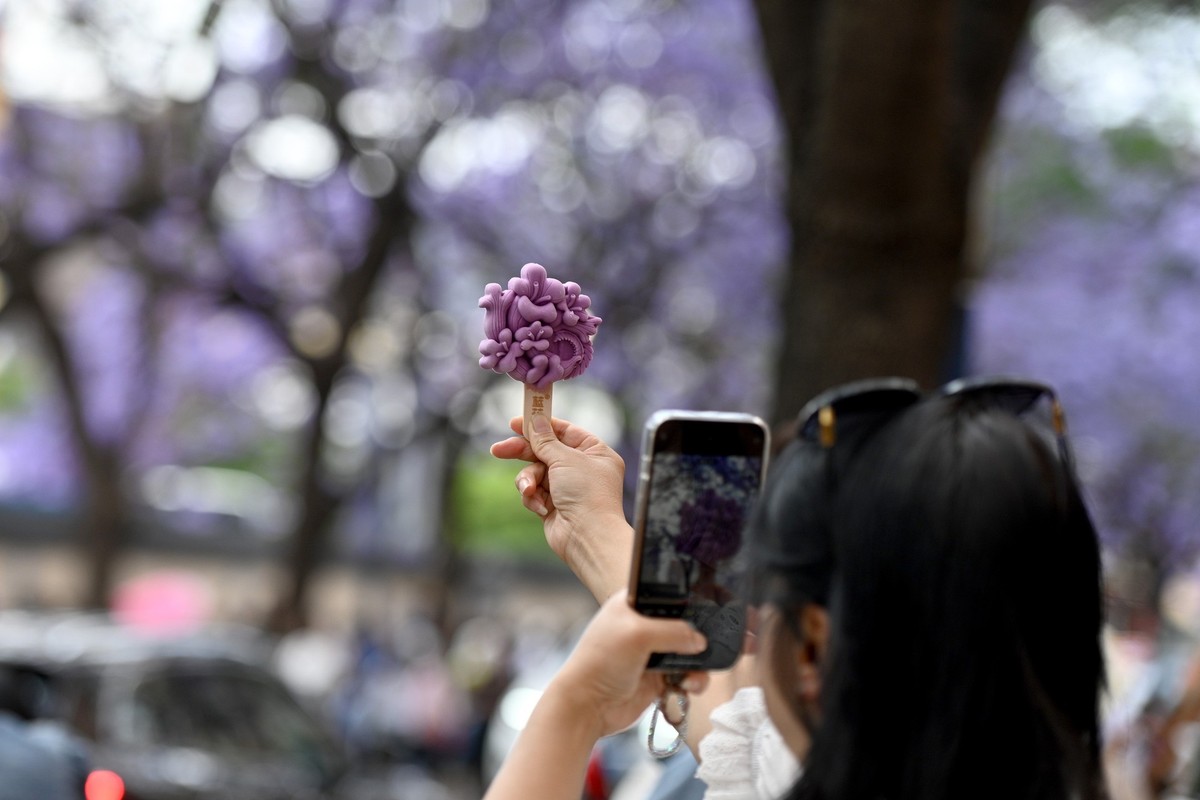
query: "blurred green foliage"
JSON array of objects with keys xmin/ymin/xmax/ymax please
[
  {"xmin": 1000, "ymin": 128, "xmax": 1099, "ymax": 214},
  {"xmin": 1105, "ymin": 126, "xmax": 1177, "ymax": 172},
  {"xmin": 452, "ymin": 456, "xmax": 557, "ymax": 561},
  {"xmin": 0, "ymin": 356, "xmax": 32, "ymax": 412}
]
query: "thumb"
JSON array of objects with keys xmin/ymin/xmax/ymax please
[
  {"xmin": 637, "ymin": 617, "xmax": 708, "ymax": 658},
  {"xmin": 527, "ymin": 414, "xmax": 567, "ymax": 462}
]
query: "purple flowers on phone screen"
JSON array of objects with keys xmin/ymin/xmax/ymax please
[{"xmin": 675, "ymin": 489, "xmax": 745, "ymax": 565}]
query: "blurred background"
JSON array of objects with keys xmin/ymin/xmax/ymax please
[{"xmin": 0, "ymin": 0, "xmax": 1198, "ymax": 798}]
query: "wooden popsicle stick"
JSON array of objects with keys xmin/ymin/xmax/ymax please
[{"xmin": 524, "ymin": 383, "xmax": 553, "ymax": 440}]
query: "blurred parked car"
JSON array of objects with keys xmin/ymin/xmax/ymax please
[{"xmin": 0, "ymin": 610, "xmax": 447, "ymax": 800}]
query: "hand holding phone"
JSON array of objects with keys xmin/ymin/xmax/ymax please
[{"xmin": 628, "ymin": 411, "xmax": 770, "ymax": 670}]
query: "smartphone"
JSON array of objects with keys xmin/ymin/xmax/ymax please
[{"xmin": 628, "ymin": 410, "xmax": 770, "ymax": 670}]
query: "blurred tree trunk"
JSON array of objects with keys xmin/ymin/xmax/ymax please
[
  {"xmin": 753, "ymin": 0, "xmax": 1034, "ymax": 422},
  {"xmin": 264, "ymin": 185, "xmax": 413, "ymax": 633},
  {"xmin": 429, "ymin": 422, "xmax": 472, "ymax": 641},
  {"xmin": 6, "ymin": 263, "xmax": 127, "ymax": 608},
  {"xmin": 265, "ymin": 359, "xmax": 342, "ymax": 633},
  {"xmin": 259, "ymin": 10, "xmax": 430, "ymax": 632}
]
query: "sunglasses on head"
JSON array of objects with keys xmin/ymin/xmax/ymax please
[
  {"xmin": 752, "ymin": 376, "xmax": 1075, "ymax": 606},
  {"xmin": 797, "ymin": 375, "xmax": 1072, "ymax": 467},
  {"xmin": 797, "ymin": 377, "xmax": 921, "ymax": 448}
]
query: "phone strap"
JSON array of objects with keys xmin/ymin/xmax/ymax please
[{"xmin": 648, "ymin": 672, "xmax": 689, "ymax": 758}]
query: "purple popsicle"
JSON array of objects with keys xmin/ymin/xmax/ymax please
[{"xmin": 479, "ymin": 263, "xmax": 602, "ymax": 436}]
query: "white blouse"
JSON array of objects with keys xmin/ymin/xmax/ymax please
[{"xmin": 696, "ymin": 686, "xmax": 802, "ymax": 799}]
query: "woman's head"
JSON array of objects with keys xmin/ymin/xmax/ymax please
[
  {"xmin": 750, "ymin": 379, "xmax": 1106, "ymax": 800},
  {"xmin": 746, "ymin": 378, "xmax": 921, "ymax": 755}
]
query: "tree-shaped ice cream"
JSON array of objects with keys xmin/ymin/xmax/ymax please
[{"xmin": 479, "ymin": 263, "xmax": 602, "ymax": 438}]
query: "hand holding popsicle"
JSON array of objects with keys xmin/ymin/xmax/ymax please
[
  {"xmin": 490, "ymin": 415, "xmax": 631, "ymax": 602},
  {"xmin": 479, "ymin": 263, "xmax": 602, "ymax": 437}
]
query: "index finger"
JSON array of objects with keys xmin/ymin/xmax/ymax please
[{"xmin": 490, "ymin": 435, "xmax": 537, "ymax": 462}]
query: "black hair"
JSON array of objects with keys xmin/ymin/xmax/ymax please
[
  {"xmin": 747, "ymin": 402, "xmax": 910, "ymax": 737},
  {"xmin": 782, "ymin": 395, "xmax": 1107, "ymax": 800},
  {"xmin": 747, "ymin": 402, "xmax": 903, "ymax": 613}
]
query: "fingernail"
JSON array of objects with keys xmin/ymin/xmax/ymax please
[
  {"xmin": 687, "ymin": 634, "xmax": 707, "ymax": 654},
  {"xmin": 681, "ymin": 676, "xmax": 703, "ymax": 693},
  {"xmin": 532, "ymin": 415, "xmax": 551, "ymax": 434},
  {"xmin": 531, "ymin": 500, "xmax": 549, "ymax": 517},
  {"xmin": 517, "ymin": 477, "xmax": 532, "ymax": 495}
]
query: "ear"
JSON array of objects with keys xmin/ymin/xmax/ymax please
[
  {"xmin": 799, "ymin": 604, "xmax": 830, "ymax": 659},
  {"xmin": 796, "ymin": 605, "xmax": 829, "ymax": 703}
]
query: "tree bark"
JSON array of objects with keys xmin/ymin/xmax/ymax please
[
  {"xmin": 4, "ymin": 258, "xmax": 128, "ymax": 608},
  {"xmin": 753, "ymin": 0, "xmax": 1035, "ymax": 423},
  {"xmin": 265, "ymin": 359, "xmax": 341, "ymax": 633}
]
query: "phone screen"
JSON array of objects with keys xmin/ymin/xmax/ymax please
[{"xmin": 632, "ymin": 415, "xmax": 767, "ymax": 670}]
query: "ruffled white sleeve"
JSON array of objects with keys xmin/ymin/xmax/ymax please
[{"xmin": 695, "ymin": 686, "xmax": 801, "ymax": 799}]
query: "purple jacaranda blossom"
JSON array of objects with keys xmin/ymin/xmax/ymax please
[
  {"xmin": 970, "ymin": 77, "xmax": 1200, "ymax": 573},
  {"xmin": 0, "ymin": 407, "xmax": 80, "ymax": 507},
  {"xmin": 2, "ymin": 0, "xmax": 780, "ymax": 566}
]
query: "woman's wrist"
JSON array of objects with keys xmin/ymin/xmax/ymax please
[
  {"xmin": 537, "ymin": 677, "xmax": 609, "ymax": 748},
  {"xmin": 566, "ymin": 513, "xmax": 634, "ymax": 601}
]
